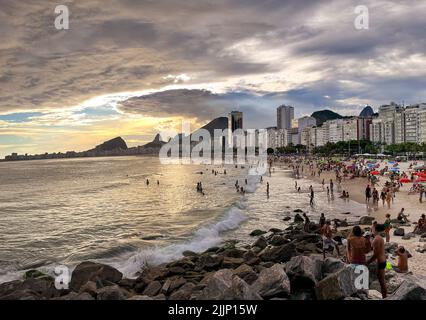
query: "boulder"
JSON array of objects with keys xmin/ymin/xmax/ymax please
[
  {"xmin": 385, "ymin": 278, "xmax": 426, "ymax": 300},
  {"xmin": 322, "ymin": 257, "xmax": 346, "ymax": 277},
  {"xmin": 293, "ymin": 209, "xmax": 303, "ymax": 213},
  {"xmin": 70, "ymin": 261, "xmax": 122, "ymax": 292},
  {"xmin": 169, "ymin": 283, "xmax": 196, "ymax": 300},
  {"xmin": 283, "ymin": 217, "xmax": 291, "ymax": 221},
  {"xmin": 250, "ymin": 264, "xmax": 290, "ymax": 298},
  {"xmin": 221, "ymin": 257, "xmax": 245, "ymax": 269},
  {"xmin": 252, "ymin": 236, "xmax": 268, "ymax": 250},
  {"xmin": 233, "ymin": 264, "xmax": 258, "ymax": 285},
  {"xmin": 142, "ymin": 281, "xmax": 162, "ymax": 297},
  {"xmin": 199, "ymin": 269, "xmax": 261, "ymax": 300},
  {"xmin": 96, "ymin": 285, "xmax": 128, "ymax": 300},
  {"xmin": 393, "ymin": 228, "xmax": 405, "ymax": 236},
  {"xmin": 285, "ymin": 256, "xmax": 322, "ymax": 289},
  {"xmin": 127, "ymin": 295, "xmax": 153, "ymax": 300},
  {"xmin": 79, "ymin": 280, "xmax": 97, "ymax": 297},
  {"xmin": 250, "ymin": 229, "xmax": 267, "ymax": 237},
  {"xmin": 294, "ymin": 214, "xmax": 304, "ymax": 224},
  {"xmin": 359, "ymin": 216, "xmax": 375, "ymax": 225},
  {"xmin": 367, "ymin": 290, "xmax": 383, "ymax": 300},
  {"xmin": 384, "ymin": 242, "xmax": 398, "ymax": 254},
  {"xmin": 315, "ymin": 266, "xmax": 357, "ymax": 300},
  {"xmin": 169, "ymin": 277, "xmax": 187, "ymax": 292},
  {"xmin": 195, "ymin": 254, "xmax": 223, "ymax": 271},
  {"xmin": 269, "ymin": 228, "xmax": 282, "ymax": 234},
  {"xmin": 258, "ymin": 243, "xmax": 297, "ymax": 263},
  {"xmin": 269, "ymin": 235, "xmax": 289, "ymax": 246}
]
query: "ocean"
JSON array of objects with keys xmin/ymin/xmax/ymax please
[{"xmin": 0, "ymin": 156, "xmax": 366, "ymax": 282}]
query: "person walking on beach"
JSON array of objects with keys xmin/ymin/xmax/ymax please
[
  {"xmin": 380, "ymin": 191, "xmax": 386, "ymax": 207},
  {"xmin": 321, "ymin": 220, "xmax": 340, "ymax": 259},
  {"xmin": 266, "ymin": 182, "xmax": 270, "ymax": 197},
  {"xmin": 330, "ymin": 179, "xmax": 334, "ymax": 193},
  {"xmin": 310, "ymin": 188, "xmax": 315, "ymax": 206},
  {"xmin": 146, "ymin": 179, "xmax": 150, "ymax": 186},
  {"xmin": 365, "ymin": 185, "xmax": 372, "ymax": 203},
  {"xmin": 386, "ymin": 191, "xmax": 392, "ymax": 209},
  {"xmin": 384, "ymin": 214, "xmax": 392, "ymax": 243},
  {"xmin": 367, "ymin": 224, "xmax": 387, "ymax": 298}
]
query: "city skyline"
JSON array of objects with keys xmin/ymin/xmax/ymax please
[{"xmin": 1, "ymin": 1, "xmax": 426, "ymax": 157}]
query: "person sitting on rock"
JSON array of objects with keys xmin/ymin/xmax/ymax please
[
  {"xmin": 321, "ymin": 220, "xmax": 340, "ymax": 259},
  {"xmin": 397, "ymin": 208, "xmax": 410, "ymax": 224},
  {"xmin": 414, "ymin": 214, "xmax": 426, "ymax": 234},
  {"xmin": 394, "ymin": 246, "xmax": 409, "ymax": 273}
]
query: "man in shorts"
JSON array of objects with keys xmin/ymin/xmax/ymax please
[
  {"xmin": 321, "ymin": 220, "xmax": 340, "ymax": 259},
  {"xmin": 367, "ymin": 223, "xmax": 387, "ymax": 298}
]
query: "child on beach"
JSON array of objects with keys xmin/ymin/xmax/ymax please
[{"xmin": 394, "ymin": 246, "xmax": 409, "ymax": 273}]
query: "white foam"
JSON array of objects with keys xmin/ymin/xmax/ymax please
[{"xmin": 115, "ymin": 203, "xmax": 248, "ymax": 278}]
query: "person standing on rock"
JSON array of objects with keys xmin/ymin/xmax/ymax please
[
  {"xmin": 347, "ymin": 226, "xmax": 371, "ymax": 265},
  {"xmin": 303, "ymin": 213, "xmax": 310, "ymax": 232},
  {"xmin": 321, "ymin": 220, "xmax": 340, "ymax": 259},
  {"xmin": 367, "ymin": 224, "xmax": 387, "ymax": 298},
  {"xmin": 319, "ymin": 213, "xmax": 326, "ymax": 228}
]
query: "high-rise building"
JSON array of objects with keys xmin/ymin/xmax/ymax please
[
  {"xmin": 228, "ymin": 111, "xmax": 243, "ymax": 132},
  {"xmin": 327, "ymin": 119, "xmax": 344, "ymax": 143},
  {"xmin": 277, "ymin": 105, "xmax": 294, "ymax": 130},
  {"xmin": 343, "ymin": 118, "xmax": 359, "ymax": 141},
  {"xmin": 298, "ymin": 116, "xmax": 317, "ymax": 132}
]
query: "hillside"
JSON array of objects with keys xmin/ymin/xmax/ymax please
[{"xmin": 311, "ymin": 110, "xmax": 343, "ymax": 126}]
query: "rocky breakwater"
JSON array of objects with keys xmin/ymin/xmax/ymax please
[{"xmin": 1, "ymin": 212, "xmax": 425, "ymax": 300}]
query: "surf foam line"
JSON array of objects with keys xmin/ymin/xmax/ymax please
[{"xmin": 115, "ymin": 201, "xmax": 249, "ymax": 278}]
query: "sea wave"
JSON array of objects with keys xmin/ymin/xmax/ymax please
[{"xmin": 114, "ymin": 201, "xmax": 249, "ymax": 278}]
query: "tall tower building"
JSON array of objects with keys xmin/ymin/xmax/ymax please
[
  {"xmin": 277, "ymin": 105, "xmax": 294, "ymax": 130},
  {"xmin": 228, "ymin": 111, "xmax": 243, "ymax": 132}
]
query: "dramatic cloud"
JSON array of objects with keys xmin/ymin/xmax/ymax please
[{"xmin": 0, "ymin": 0, "xmax": 425, "ymax": 156}]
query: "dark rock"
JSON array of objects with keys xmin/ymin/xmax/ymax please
[
  {"xmin": 117, "ymin": 278, "xmax": 135, "ymax": 290},
  {"xmin": 97, "ymin": 285, "xmax": 128, "ymax": 300},
  {"xmin": 393, "ymin": 228, "xmax": 405, "ymax": 236},
  {"xmin": 293, "ymin": 209, "xmax": 303, "ymax": 213},
  {"xmin": 269, "ymin": 228, "xmax": 282, "ymax": 234},
  {"xmin": 251, "ymin": 264, "xmax": 290, "ymax": 298},
  {"xmin": 252, "ymin": 236, "xmax": 268, "ymax": 250},
  {"xmin": 359, "ymin": 216, "xmax": 375, "ymax": 225},
  {"xmin": 79, "ymin": 281, "xmax": 97, "ymax": 297},
  {"xmin": 233, "ymin": 264, "xmax": 258, "ymax": 285},
  {"xmin": 169, "ymin": 277, "xmax": 187, "ymax": 292},
  {"xmin": 384, "ymin": 242, "xmax": 399, "ymax": 254},
  {"xmin": 385, "ymin": 277, "xmax": 426, "ymax": 300},
  {"xmin": 259, "ymin": 243, "xmax": 297, "ymax": 263},
  {"xmin": 221, "ymin": 248, "xmax": 246, "ymax": 259},
  {"xmin": 221, "ymin": 257, "xmax": 245, "ymax": 269},
  {"xmin": 322, "ymin": 257, "xmax": 345, "ymax": 277},
  {"xmin": 283, "ymin": 217, "xmax": 291, "ymax": 221},
  {"xmin": 269, "ymin": 235, "xmax": 289, "ymax": 246},
  {"xmin": 182, "ymin": 250, "xmax": 198, "ymax": 257},
  {"xmin": 315, "ymin": 266, "xmax": 357, "ymax": 300},
  {"xmin": 250, "ymin": 229, "xmax": 267, "ymax": 237},
  {"xmin": 168, "ymin": 267, "xmax": 187, "ymax": 275},
  {"xmin": 142, "ymin": 281, "xmax": 162, "ymax": 297},
  {"xmin": 285, "ymin": 256, "xmax": 322, "ymax": 289},
  {"xmin": 198, "ymin": 269, "xmax": 261, "ymax": 300},
  {"xmin": 294, "ymin": 214, "xmax": 304, "ymax": 224},
  {"xmin": 70, "ymin": 261, "xmax": 123, "ymax": 292},
  {"xmin": 169, "ymin": 283, "xmax": 196, "ymax": 300},
  {"xmin": 127, "ymin": 295, "xmax": 153, "ymax": 300},
  {"xmin": 195, "ymin": 254, "xmax": 223, "ymax": 271}
]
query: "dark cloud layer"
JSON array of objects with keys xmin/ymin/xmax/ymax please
[{"xmin": 0, "ymin": 0, "xmax": 425, "ymax": 117}]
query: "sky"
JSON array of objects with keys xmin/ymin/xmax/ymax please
[{"xmin": 0, "ymin": 0, "xmax": 426, "ymax": 157}]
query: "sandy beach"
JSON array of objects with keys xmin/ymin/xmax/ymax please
[{"xmin": 291, "ymin": 159, "xmax": 426, "ymax": 276}]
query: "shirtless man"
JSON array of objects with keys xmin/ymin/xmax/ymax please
[
  {"xmin": 321, "ymin": 220, "xmax": 340, "ymax": 259},
  {"xmin": 367, "ymin": 224, "xmax": 387, "ymax": 298},
  {"xmin": 395, "ymin": 246, "xmax": 409, "ymax": 273},
  {"xmin": 347, "ymin": 226, "xmax": 371, "ymax": 265}
]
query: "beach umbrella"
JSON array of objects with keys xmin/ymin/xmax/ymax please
[
  {"xmin": 400, "ymin": 178, "xmax": 411, "ymax": 183},
  {"xmin": 389, "ymin": 167, "xmax": 400, "ymax": 172},
  {"xmin": 416, "ymin": 177, "xmax": 426, "ymax": 183},
  {"xmin": 371, "ymin": 170, "xmax": 380, "ymax": 175}
]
